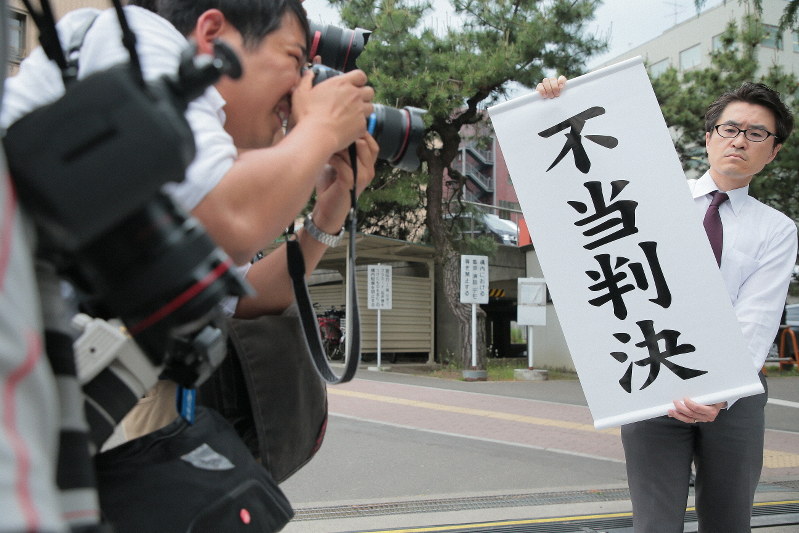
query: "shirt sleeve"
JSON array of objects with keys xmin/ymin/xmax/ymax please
[{"xmin": 734, "ymin": 220, "xmax": 797, "ymax": 372}]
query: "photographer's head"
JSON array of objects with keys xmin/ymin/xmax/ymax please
[
  {"xmin": 130, "ymin": 0, "xmax": 311, "ymax": 149},
  {"xmin": 131, "ymin": 0, "xmax": 310, "ymax": 50}
]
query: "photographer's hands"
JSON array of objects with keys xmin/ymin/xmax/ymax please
[
  {"xmin": 291, "ymin": 68, "xmax": 375, "ymax": 154},
  {"xmin": 312, "ymin": 134, "xmax": 379, "ymax": 229}
]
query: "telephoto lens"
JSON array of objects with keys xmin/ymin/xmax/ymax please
[
  {"xmin": 369, "ymin": 104, "xmax": 426, "ymax": 171},
  {"xmin": 308, "ymin": 64, "xmax": 426, "ymax": 171},
  {"xmin": 308, "ymin": 21, "xmax": 371, "ymax": 72}
]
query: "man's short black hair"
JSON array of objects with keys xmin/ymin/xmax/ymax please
[
  {"xmin": 129, "ymin": 0, "xmax": 309, "ymax": 51},
  {"xmin": 705, "ymin": 82, "xmax": 794, "ymax": 144}
]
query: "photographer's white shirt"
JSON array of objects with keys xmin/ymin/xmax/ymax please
[
  {"xmin": 1, "ymin": 6, "xmax": 236, "ymax": 215},
  {"xmin": 2, "ymin": 6, "xmax": 248, "ymax": 315}
]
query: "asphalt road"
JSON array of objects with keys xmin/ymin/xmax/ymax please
[{"xmin": 279, "ymin": 368, "xmax": 799, "ymax": 532}]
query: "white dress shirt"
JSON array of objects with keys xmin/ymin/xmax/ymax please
[
  {"xmin": 1, "ymin": 6, "xmax": 237, "ymax": 215},
  {"xmin": 689, "ymin": 172, "xmax": 797, "ymax": 373},
  {"xmin": 2, "ymin": 6, "xmax": 248, "ymax": 315}
]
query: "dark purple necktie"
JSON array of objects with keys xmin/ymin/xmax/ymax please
[{"xmin": 703, "ymin": 191, "xmax": 729, "ymax": 267}]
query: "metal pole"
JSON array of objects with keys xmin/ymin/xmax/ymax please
[
  {"xmin": 527, "ymin": 325, "xmax": 534, "ymax": 369},
  {"xmin": 471, "ymin": 303, "xmax": 477, "ymax": 367},
  {"xmin": 377, "ymin": 309, "xmax": 382, "ymax": 368}
]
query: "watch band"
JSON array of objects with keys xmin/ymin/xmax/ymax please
[{"xmin": 303, "ymin": 212, "xmax": 344, "ymax": 247}]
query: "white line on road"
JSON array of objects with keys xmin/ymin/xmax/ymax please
[
  {"xmin": 330, "ymin": 413, "xmax": 626, "ymax": 464},
  {"xmin": 768, "ymin": 398, "xmax": 799, "ymax": 409}
]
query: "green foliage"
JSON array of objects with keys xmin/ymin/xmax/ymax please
[
  {"xmin": 324, "ymin": 0, "xmax": 605, "ymax": 368},
  {"xmin": 651, "ymin": 11, "xmax": 799, "ymax": 219},
  {"xmin": 326, "ymin": 0, "xmax": 606, "ymax": 238}
]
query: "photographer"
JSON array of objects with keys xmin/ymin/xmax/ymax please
[
  {"xmin": 2, "ymin": 0, "xmax": 376, "ymax": 279},
  {"xmin": 1, "ymin": 0, "xmax": 377, "ymax": 521}
]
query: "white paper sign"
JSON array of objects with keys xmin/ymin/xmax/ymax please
[
  {"xmin": 488, "ymin": 57, "xmax": 763, "ymax": 429},
  {"xmin": 460, "ymin": 255, "xmax": 489, "ymax": 304},
  {"xmin": 518, "ymin": 277, "xmax": 547, "ymax": 326},
  {"xmin": 368, "ymin": 265, "xmax": 393, "ymax": 310}
]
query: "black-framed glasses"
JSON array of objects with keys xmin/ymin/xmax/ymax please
[{"xmin": 714, "ymin": 124, "xmax": 777, "ymax": 143}]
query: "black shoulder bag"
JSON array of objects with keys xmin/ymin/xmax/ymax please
[{"xmin": 199, "ymin": 147, "xmax": 364, "ymax": 483}]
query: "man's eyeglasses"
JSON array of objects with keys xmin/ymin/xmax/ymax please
[{"xmin": 714, "ymin": 124, "xmax": 777, "ymax": 143}]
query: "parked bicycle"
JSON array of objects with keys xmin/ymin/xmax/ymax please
[{"xmin": 315, "ymin": 305, "xmax": 345, "ymax": 361}]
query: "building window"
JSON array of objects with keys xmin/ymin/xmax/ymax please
[
  {"xmin": 8, "ymin": 11, "xmax": 26, "ymax": 62},
  {"xmin": 762, "ymin": 24, "xmax": 782, "ymax": 49},
  {"xmin": 649, "ymin": 59, "xmax": 670, "ymax": 78},
  {"xmin": 679, "ymin": 44, "xmax": 701, "ymax": 71},
  {"xmin": 793, "ymin": 31, "xmax": 799, "ymax": 52}
]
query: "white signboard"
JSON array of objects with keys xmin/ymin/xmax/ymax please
[
  {"xmin": 460, "ymin": 255, "xmax": 489, "ymax": 304},
  {"xmin": 368, "ymin": 265, "xmax": 393, "ymax": 310},
  {"xmin": 488, "ymin": 57, "xmax": 763, "ymax": 429},
  {"xmin": 518, "ymin": 277, "xmax": 547, "ymax": 326}
]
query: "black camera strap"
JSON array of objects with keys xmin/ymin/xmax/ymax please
[
  {"xmin": 20, "ymin": 0, "xmax": 68, "ymax": 75},
  {"xmin": 21, "ymin": 0, "xmax": 143, "ymax": 88},
  {"xmin": 287, "ymin": 144, "xmax": 361, "ymax": 384}
]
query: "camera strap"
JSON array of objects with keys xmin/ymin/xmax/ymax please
[
  {"xmin": 20, "ymin": 0, "xmax": 144, "ymax": 88},
  {"xmin": 286, "ymin": 145, "xmax": 362, "ymax": 384}
]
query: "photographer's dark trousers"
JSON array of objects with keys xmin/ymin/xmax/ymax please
[{"xmin": 621, "ymin": 373, "xmax": 767, "ymax": 533}]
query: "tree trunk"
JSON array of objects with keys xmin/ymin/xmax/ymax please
[
  {"xmin": 425, "ymin": 143, "xmax": 488, "ymax": 370},
  {"xmin": 441, "ymin": 250, "xmax": 488, "ymax": 369}
]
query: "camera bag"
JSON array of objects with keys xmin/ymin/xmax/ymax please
[
  {"xmin": 94, "ymin": 406, "xmax": 293, "ymax": 533},
  {"xmin": 199, "ymin": 302, "xmax": 329, "ymax": 484},
  {"xmin": 199, "ymin": 219, "xmax": 365, "ymax": 483}
]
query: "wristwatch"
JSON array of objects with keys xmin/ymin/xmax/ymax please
[{"xmin": 303, "ymin": 212, "xmax": 344, "ymax": 247}]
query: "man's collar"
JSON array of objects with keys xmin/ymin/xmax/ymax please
[{"xmin": 693, "ymin": 171, "xmax": 748, "ymax": 215}]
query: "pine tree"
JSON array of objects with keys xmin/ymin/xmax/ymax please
[{"xmin": 327, "ymin": 0, "xmax": 606, "ymax": 369}]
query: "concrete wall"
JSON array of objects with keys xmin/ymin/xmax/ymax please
[{"xmin": 524, "ymin": 246, "xmax": 575, "ymax": 371}]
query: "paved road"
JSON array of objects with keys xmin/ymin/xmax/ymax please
[{"xmin": 279, "ymin": 368, "xmax": 799, "ymax": 532}]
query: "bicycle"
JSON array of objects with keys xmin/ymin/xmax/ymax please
[{"xmin": 315, "ymin": 305, "xmax": 345, "ymax": 361}]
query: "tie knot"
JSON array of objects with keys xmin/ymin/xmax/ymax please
[{"xmin": 709, "ymin": 190, "xmax": 729, "ymax": 208}]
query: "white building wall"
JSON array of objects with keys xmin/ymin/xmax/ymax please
[{"xmin": 597, "ymin": 0, "xmax": 799, "ymax": 77}]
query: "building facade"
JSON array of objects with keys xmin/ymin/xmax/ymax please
[
  {"xmin": 598, "ymin": 0, "xmax": 799, "ymax": 78},
  {"xmin": 7, "ymin": 0, "xmax": 108, "ymax": 75}
]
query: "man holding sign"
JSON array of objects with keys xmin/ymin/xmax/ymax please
[{"xmin": 538, "ymin": 76, "xmax": 796, "ymax": 532}]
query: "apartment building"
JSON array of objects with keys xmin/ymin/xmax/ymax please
[{"xmin": 597, "ymin": 0, "xmax": 799, "ymax": 77}]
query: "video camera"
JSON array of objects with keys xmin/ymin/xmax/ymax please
[
  {"xmin": 308, "ymin": 21, "xmax": 426, "ymax": 172},
  {"xmin": 3, "ymin": 9, "xmax": 248, "ymax": 445}
]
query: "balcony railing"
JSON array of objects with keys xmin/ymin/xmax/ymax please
[{"xmin": 463, "ymin": 160, "xmax": 493, "ymax": 192}]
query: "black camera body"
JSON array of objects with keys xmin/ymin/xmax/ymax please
[
  {"xmin": 308, "ymin": 64, "xmax": 426, "ymax": 171},
  {"xmin": 4, "ymin": 41, "xmax": 249, "ymax": 384}
]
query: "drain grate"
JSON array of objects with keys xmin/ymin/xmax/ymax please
[
  {"xmin": 765, "ymin": 479, "xmax": 799, "ymax": 491},
  {"xmin": 293, "ymin": 483, "xmax": 799, "ymax": 524},
  {"xmin": 293, "ymin": 488, "xmax": 631, "ymax": 521}
]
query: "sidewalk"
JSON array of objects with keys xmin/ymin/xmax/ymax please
[{"xmin": 280, "ymin": 364, "xmax": 799, "ymax": 532}]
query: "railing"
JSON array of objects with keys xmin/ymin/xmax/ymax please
[{"xmin": 463, "ymin": 160, "xmax": 493, "ymax": 192}]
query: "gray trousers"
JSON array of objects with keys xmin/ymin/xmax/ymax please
[{"xmin": 621, "ymin": 374, "xmax": 767, "ymax": 533}]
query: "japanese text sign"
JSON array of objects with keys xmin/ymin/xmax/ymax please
[
  {"xmin": 460, "ymin": 255, "xmax": 489, "ymax": 304},
  {"xmin": 488, "ymin": 57, "xmax": 763, "ymax": 429},
  {"xmin": 368, "ymin": 265, "xmax": 393, "ymax": 310}
]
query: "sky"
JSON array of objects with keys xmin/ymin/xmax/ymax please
[{"xmin": 301, "ymin": 0, "xmax": 727, "ymax": 70}]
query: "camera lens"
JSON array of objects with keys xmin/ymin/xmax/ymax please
[
  {"xmin": 368, "ymin": 104, "xmax": 426, "ymax": 172},
  {"xmin": 308, "ymin": 65, "xmax": 426, "ymax": 171},
  {"xmin": 308, "ymin": 21, "xmax": 371, "ymax": 72},
  {"xmin": 77, "ymin": 193, "xmax": 249, "ymax": 365}
]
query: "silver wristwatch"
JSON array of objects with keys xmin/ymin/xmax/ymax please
[{"xmin": 303, "ymin": 212, "xmax": 344, "ymax": 247}]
